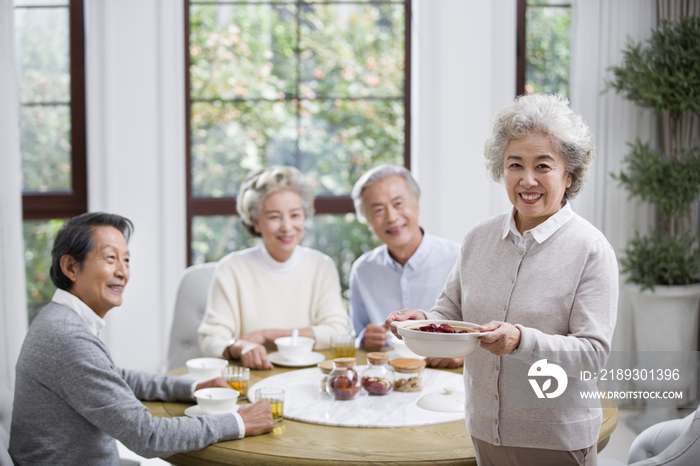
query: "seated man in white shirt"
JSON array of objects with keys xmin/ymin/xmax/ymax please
[{"xmin": 349, "ymin": 165, "xmax": 462, "ymax": 368}]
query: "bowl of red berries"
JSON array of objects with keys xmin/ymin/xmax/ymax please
[{"xmin": 390, "ymin": 320, "xmax": 486, "ymax": 358}]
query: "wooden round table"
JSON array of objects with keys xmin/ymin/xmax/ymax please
[{"xmin": 145, "ymin": 349, "xmax": 617, "ymax": 465}]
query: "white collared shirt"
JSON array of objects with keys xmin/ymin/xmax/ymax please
[
  {"xmin": 349, "ymin": 231, "xmax": 461, "ymax": 342},
  {"xmin": 502, "ymin": 202, "xmax": 574, "ymax": 251},
  {"xmin": 51, "ymin": 288, "xmax": 106, "ymax": 337}
]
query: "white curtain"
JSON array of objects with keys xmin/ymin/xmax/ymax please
[
  {"xmin": 0, "ymin": 0, "xmax": 28, "ymax": 389},
  {"xmin": 569, "ymin": 0, "xmax": 658, "ymax": 400},
  {"xmin": 657, "ymin": 0, "xmax": 700, "ymax": 20}
]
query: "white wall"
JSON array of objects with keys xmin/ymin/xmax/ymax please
[
  {"xmin": 414, "ymin": 0, "xmax": 515, "ymax": 243},
  {"xmin": 0, "ymin": 0, "xmax": 28, "ymax": 388},
  {"xmin": 86, "ymin": 0, "xmax": 186, "ymax": 372}
]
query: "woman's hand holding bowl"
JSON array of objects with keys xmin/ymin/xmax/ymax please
[
  {"xmin": 478, "ymin": 320, "xmax": 521, "ymax": 356},
  {"xmin": 385, "ymin": 308, "xmax": 427, "ymax": 338}
]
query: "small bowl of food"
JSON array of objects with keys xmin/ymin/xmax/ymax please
[
  {"xmin": 274, "ymin": 336, "xmax": 315, "ymax": 362},
  {"xmin": 194, "ymin": 387, "xmax": 239, "ymax": 415},
  {"xmin": 390, "ymin": 320, "xmax": 485, "ymax": 358},
  {"xmin": 185, "ymin": 357, "xmax": 228, "ymax": 380}
]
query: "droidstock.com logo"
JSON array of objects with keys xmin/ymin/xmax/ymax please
[{"xmin": 528, "ymin": 359, "xmax": 568, "ymax": 399}]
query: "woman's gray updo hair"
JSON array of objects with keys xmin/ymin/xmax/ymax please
[
  {"xmin": 483, "ymin": 93, "xmax": 595, "ymax": 200},
  {"xmin": 237, "ymin": 166, "xmax": 315, "ymax": 237}
]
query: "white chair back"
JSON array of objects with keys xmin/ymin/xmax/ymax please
[
  {"xmin": 166, "ymin": 263, "xmax": 218, "ymax": 371},
  {"xmin": 626, "ymin": 406, "xmax": 700, "ymax": 466},
  {"xmin": 600, "ymin": 405, "xmax": 700, "ymax": 466}
]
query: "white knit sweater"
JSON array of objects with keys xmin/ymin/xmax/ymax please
[
  {"xmin": 430, "ymin": 211, "xmax": 618, "ymax": 450},
  {"xmin": 198, "ymin": 245, "xmax": 349, "ymax": 357}
]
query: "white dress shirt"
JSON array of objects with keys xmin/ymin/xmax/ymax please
[{"xmin": 502, "ymin": 202, "xmax": 575, "ymax": 251}]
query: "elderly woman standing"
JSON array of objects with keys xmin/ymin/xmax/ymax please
[
  {"xmin": 198, "ymin": 166, "xmax": 349, "ymax": 369},
  {"xmin": 387, "ymin": 94, "xmax": 618, "ymax": 465}
]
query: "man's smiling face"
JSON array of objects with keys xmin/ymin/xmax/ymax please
[{"xmin": 362, "ymin": 175, "xmax": 422, "ymax": 260}]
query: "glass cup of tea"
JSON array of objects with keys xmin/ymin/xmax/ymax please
[
  {"xmin": 255, "ymin": 387, "xmax": 285, "ymax": 422},
  {"xmin": 221, "ymin": 366, "xmax": 250, "ymax": 400},
  {"xmin": 331, "ymin": 334, "xmax": 356, "ymax": 359}
]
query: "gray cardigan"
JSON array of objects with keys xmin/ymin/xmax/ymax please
[
  {"xmin": 430, "ymin": 211, "xmax": 618, "ymax": 451},
  {"xmin": 10, "ymin": 303, "xmax": 240, "ymax": 465}
]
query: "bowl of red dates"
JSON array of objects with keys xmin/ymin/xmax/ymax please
[{"xmin": 390, "ymin": 320, "xmax": 485, "ymax": 358}]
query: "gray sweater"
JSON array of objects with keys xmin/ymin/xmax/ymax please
[
  {"xmin": 430, "ymin": 211, "xmax": 618, "ymax": 450},
  {"xmin": 10, "ymin": 303, "xmax": 240, "ymax": 465}
]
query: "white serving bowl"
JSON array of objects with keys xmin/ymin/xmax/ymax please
[
  {"xmin": 194, "ymin": 387, "xmax": 239, "ymax": 415},
  {"xmin": 186, "ymin": 357, "xmax": 228, "ymax": 380},
  {"xmin": 274, "ymin": 336, "xmax": 315, "ymax": 362},
  {"xmin": 390, "ymin": 333, "xmax": 424, "ymax": 359},
  {"xmin": 391, "ymin": 320, "xmax": 485, "ymax": 358}
]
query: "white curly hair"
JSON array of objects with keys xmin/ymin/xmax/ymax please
[
  {"xmin": 483, "ymin": 94, "xmax": 595, "ymax": 200},
  {"xmin": 237, "ymin": 166, "xmax": 315, "ymax": 237}
]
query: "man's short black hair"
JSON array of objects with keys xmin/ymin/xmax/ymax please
[{"xmin": 49, "ymin": 212, "xmax": 134, "ymax": 290}]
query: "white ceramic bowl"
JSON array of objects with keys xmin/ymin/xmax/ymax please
[
  {"xmin": 185, "ymin": 357, "xmax": 228, "ymax": 380},
  {"xmin": 274, "ymin": 336, "xmax": 315, "ymax": 362},
  {"xmin": 391, "ymin": 320, "xmax": 485, "ymax": 358},
  {"xmin": 390, "ymin": 333, "xmax": 424, "ymax": 359},
  {"xmin": 194, "ymin": 387, "xmax": 239, "ymax": 415}
]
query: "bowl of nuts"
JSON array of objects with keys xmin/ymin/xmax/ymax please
[{"xmin": 390, "ymin": 320, "xmax": 485, "ymax": 358}]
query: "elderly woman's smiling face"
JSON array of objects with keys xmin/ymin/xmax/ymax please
[
  {"xmin": 503, "ymin": 132, "xmax": 572, "ymax": 233},
  {"xmin": 254, "ymin": 189, "xmax": 305, "ymax": 262}
]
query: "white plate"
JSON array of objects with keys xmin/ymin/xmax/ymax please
[
  {"xmin": 267, "ymin": 351, "xmax": 326, "ymax": 367},
  {"xmin": 184, "ymin": 404, "xmax": 239, "ymax": 417},
  {"xmin": 248, "ymin": 367, "xmax": 464, "ymax": 428}
]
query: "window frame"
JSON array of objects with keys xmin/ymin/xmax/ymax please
[
  {"xmin": 183, "ymin": 0, "xmax": 412, "ymax": 265},
  {"xmin": 516, "ymin": 0, "xmax": 526, "ymax": 96},
  {"xmin": 516, "ymin": 0, "xmax": 572, "ymax": 98},
  {"xmin": 19, "ymin": 0, "xmax": 88, "ymax": 220}
]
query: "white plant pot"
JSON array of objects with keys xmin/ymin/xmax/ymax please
[{"xmin": 624, "ymin": 282, "xmax": 700, "ymax": 433}]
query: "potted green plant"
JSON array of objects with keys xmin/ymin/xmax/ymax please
[{"xmin": 607, "ymin": 15, "xmax": 700, "ymax": 432}]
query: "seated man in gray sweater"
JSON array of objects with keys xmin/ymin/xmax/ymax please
[{"xmin": 10, "ymin": 212, "xmax": 274, "ymax": 466}]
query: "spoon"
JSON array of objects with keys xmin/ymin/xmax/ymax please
[{"xmin": 291, "ymin": 328, "xmax": 299, "ymax": 346}]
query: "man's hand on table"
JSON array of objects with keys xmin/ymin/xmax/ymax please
[
  {"xmin": 195, "ymin": 377, "xmax": 230, "ymax": 391},
  {"xmin": 425, "ymin": 357, "xmax": 464, "ymax": 369},
  {"xmin": 363, "ymin": 323, "xmax": 389, "ymax": 351},
  {"xmin": 239, "ymin": 400, "xmax": 275, "ymax": 436}
]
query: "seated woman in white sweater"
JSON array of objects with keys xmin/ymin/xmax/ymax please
[{"xmin": 198, "ymin": 166, "xmax": 349, "ymax": 369}]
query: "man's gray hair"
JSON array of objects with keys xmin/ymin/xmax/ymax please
[
  {"xmin": 237, "ymin": 166, "xmax": 315, "ymax": 237},
  {"xmin": 351, "ymin": 164, "xmax": 421, "ymax": 222},
  {"xmin": 483, "ymin": 93, "xmax": 595, "ymax": 200}
]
